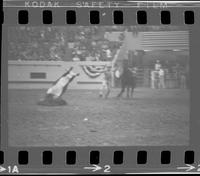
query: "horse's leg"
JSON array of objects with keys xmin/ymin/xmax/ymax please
[
  {"xmin": 99, "ymin": 81, "xmax": 106, "ymax": 98},
  {"xmin": 117, "ymin": 88, "xmax": 123, "ymax": 97},
  {"xmin": 126, "ymin": 86, "xmax": 130, "ymax": 98},
  {"xmin": 131, "ymin": 87, "xmax": 134, "ymax": 98},
  {"xmin": 105, "ymin": 89, "xmax": 110, "ymax": 98},
  {"xmin": 117, "ymin": 85, "xmax": 125, "ymax": 97},
  {"xmin": 105, "ymin": 83, "xmax": 110, "ymax": 99}
]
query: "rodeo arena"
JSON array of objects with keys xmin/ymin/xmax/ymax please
[{"xmin": 8, "ymin": 26, "xmax": 190, "ymax": 146}]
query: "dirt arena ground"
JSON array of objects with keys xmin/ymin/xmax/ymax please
[{"xmin": 8, "ymin": 88, "xmax": 189, "ymax": 146}]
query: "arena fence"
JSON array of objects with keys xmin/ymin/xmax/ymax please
[
  {"xmin": 8, "ymin": 61, "xmax": 180, "ymax": 89},
  {"xmin": 8, "ymin": 61, "xmax": 109, "ymax": 89}
]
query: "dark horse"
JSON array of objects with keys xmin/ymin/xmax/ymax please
[{"xmin": 117, "ymin": 62, "xmax": 137, "ymax": 98}]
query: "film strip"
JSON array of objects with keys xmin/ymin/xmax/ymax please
[{"xmin": 1, "ymin": 0, "xmax": 200, "ymax": 174}]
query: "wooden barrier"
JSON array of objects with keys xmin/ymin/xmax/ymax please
[
  {"xmin": 8, "ymin": 61, "xmax": 109, "ymax": 89},
  {"xmin": 9, "ymin": 61, "xmax": 180, "ymax": 89}
]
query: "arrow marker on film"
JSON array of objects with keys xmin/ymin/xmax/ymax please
[
  {"xmin": 177, "ymin": 164, "xmax": 195, "ymax": 172},
  {"xmin": 84, "ymin": 164, "xmax": 102, "ymax": 172},
  {"xmin": 0, "ymin": 166, "xmax": 6, "ymax": 173}
]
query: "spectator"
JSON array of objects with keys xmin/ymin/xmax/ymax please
[
  {"xmin": 151, "ymin": 70, "xmax": 156, "ymax": 89},
  {"xmin": 106, "ymin": 48, "xmax": 112, "ymax": 59},
  {"xmin": 158, "ymin": 68, "xmax": 165, "ymax": 89},
  {"xmin": 73, "ymin": 55, "xmax": 80, "ymax": 61},
  {"xmin": 95, "ymin": 53, "xmax": 100, "ymax": 61},
  {"xmin": 86, "ymin": 54, "xmax": 94, "ymax": 61},
  {"xmin": 155, "ymin": 60, "xmax": 161, "ymax": 71},
  {"xmin": 179, "ymin": 67, "xmax": 187, "ymax": 89},
  {"xmin": 8, "ymin": 26, "xmax": 122, "ymax": 61}
]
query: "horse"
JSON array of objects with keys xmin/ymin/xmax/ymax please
[{"xmin": 117, "ymin": 65, "xmax": 137, "ymax": 98}]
